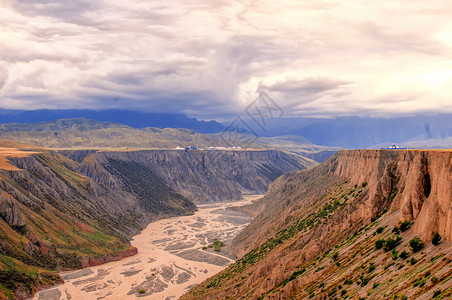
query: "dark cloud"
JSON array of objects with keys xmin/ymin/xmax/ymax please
[{"xmin": 0, "ymin": 0, "xmax": 451, "ymax": 118}]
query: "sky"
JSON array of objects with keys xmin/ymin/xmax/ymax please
[{"xmin": 1, "ymin": 0, "xmax": 452, "ymax": 119}]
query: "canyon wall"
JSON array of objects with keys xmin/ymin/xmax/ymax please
[
  {"xmin": 183, "ymin": 150, "xmax": 452, "ymax": 300},
  {"xmin": 64, "ymin": 149, "xmax": 308, "ymax": 203}
]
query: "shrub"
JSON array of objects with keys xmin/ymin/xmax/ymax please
[
  {"xmin": 375, "ymin": 239, "xmax": 385, "ymax": 250},
  {"xmin": 384, "ymin": 236, "xmax": 402, "ymax": 252},
  {"xmin": 332, "ymin": 252, "xmax": 339, "ymax": 260},
  {"xmin": 400, "ymin": 221, "xmax": 413, "ymax": 232},
  {"xmin": 202, "ymin": 246, "xmax": 207, "ymax": 250},
  {"xmin": 376, "ymin": 227, "xmax": 385, "ymax": 234},
  {"xmin": 399, "ymin": 250, "xmax": 409, "ymax": 259},
  {"xmin": 362, "ymin": 182, "xmax": 368, "ymax": 187},
  {"xmin": 432, "ymin": 233, "xmax": 442, "ymax": 246},
  {"xmin": 368, "ymin": 263, "xmax": 376, "ymax": 273},
  {"xmin": 373, "ymin": 282, "xmax": 380, "ymax": 289},
  {"xmin": 433, "ymin": 289, "xmax": 441, "ymax": 298},
  {"xmin": 431, "ymin": 276, "xmax": 438, "ymax": 283},
  {"xmin": 409, "ymin": 237, "xmax": 424, "ymax": 253},
  {"xmin": 392, "ymin": 226, "xmax": 401, "ymax": 234},
  {"xmin": 409, "ymin": 258, "xmax": 418, "ymax": 265},
  {"xmin": 341, "ymin": 290, "xmax": 347, "ymax": 296},
  {"xmin": 336, "ymin": 262, "xmax": 340, "ymax": 266},
  {"xmin": 344, "ymin": 278, "xmax": 353, "ymax": 285},
  {"xmin": 139, "ymin": 289, "xmax": 146, "ymax": 294},
  {"xmin": 392, "ymin": 249, "xmax": 398, "ymax": 260}
]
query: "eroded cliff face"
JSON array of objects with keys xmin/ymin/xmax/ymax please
[
  {"xmin": 0, "ymin": 147, "xmax": 196, "ymax": 299},
  {"xmin": 65, "ymin": 149, "xmax": 307, "ymax": 203},
  {"xmin": 183, "ymin": 150, "xmax": 452, "ymax": 300}
]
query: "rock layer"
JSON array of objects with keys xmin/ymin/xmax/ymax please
[{"xmin": 183, "ymin": 150, "xmax": 452, "ymax": 300}]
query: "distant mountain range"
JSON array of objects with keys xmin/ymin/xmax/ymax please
[
  {"xmin": 0, "ymin": 118, "xmax": 336, "ymax": 164},
  {"xmin": 262, "ymin": 114, "xmax": 452, "ymax": 148},
  {"xmin": 1, "ymin": 109, "xmax": 452, "ymax": 148},
  {"xmin": 0, "ymin": 109, "xmax": 224, "ymax": 133}
]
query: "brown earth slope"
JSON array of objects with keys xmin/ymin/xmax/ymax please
[
  {"xmin": 182, "ymin": 149, "xmax": 452, "ymax": 300},
  {"xmin": 62, "ymin": 149, "xmax": 309, "ymax": 203},
  {"xmin": 0, "ymin": 141, "xmax": 196, "ymax": 299}
]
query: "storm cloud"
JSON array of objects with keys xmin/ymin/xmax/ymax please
[{"xmin": 0, "ymin": 0, "xmax": 451, "ymax": 118}]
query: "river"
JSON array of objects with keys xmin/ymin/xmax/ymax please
[{"xmin": 34, "ymin": 197, "xmax": 257, "ymax": 300}]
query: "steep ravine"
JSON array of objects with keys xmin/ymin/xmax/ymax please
[
  {"xmin": 63, "ymin": 149, "xmax": 308, "ymax": 203},
  {"xmin": 183, "ymin": 150, "xmax": 452, "ymax": 300}
]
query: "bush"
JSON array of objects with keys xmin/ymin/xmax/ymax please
[
  {"xmin": 368, "ymin": 263, "xmax": 376, "ymax": 273},
  {"xmin": 399, "ymin": 250, "xmax": 409, "ymax": 259},
  {"xmin": 409, "ymin": 237, "xmax": 424, "ymax": 253},
  {"xmin": 332, "ymin": 252, "xmax": 339, "ymax": 260},
  {"xmin": 202, "ymin": 246, "xmax": 207, "ymax": 250},
  {"xmin": 400, "ymin": 221, "xmax": 413, "ymax": 232},
  {"xmin": 375, "ymin": 239, "xmax": 385, "ymax": 250},
  {"xmin": 432, "ymin": 233, "xmax": 441, "ymax": 246},
  {"xmin": 384, "ymin": 236, "xmax": 402, "ymax": 252},
  {"xmin": 392, "ymin": 249, "xmax": 398, "ymax": 260},
  {"xmin": 409, "ymin": 258, "xmax": 418, "ymax": 265},
  {"xmin": 376, "ymin": 227, "xmax": 385, "ymax": 234},
  {"xmin": 139, "ymin": 289, "xmax": 146, "ymax": 294},
  {"xmin": 433, "ymin": 289, "xmax": 441, "ymax": 298},
  {"xmin": 362, "ymin": 182, "xmax": 368, "ymax": 187},
  {"xmin": 392, "ymin": 226, "xmax": 401, "ymax": 234},
  {"xmin": 431, "ymin": 276, "xmax": 438, "ymax": 283}
]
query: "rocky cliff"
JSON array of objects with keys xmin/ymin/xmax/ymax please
[
  {"xmin": 0, "ymin": 142, "xmax": 196, "ymax": 299},
  {"xmin": 183, "ymin": 150, "xmax": 452, "ymax": 300},
  {"xmin": 63, "ymin": 149, "xmax": 307, "ymax": 203}
]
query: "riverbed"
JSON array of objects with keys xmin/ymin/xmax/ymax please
[{"xmin": 34, "ymin": 197, "xmax": 258, "ymax": 300}]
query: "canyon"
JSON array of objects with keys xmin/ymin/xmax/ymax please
[
  {"xmin": 0, "ymin": 140, "xmax": 306, "ymax": 299},
  {"xmin": 183, "ymin": 150, "xmax": 452, "ymax": 299}
]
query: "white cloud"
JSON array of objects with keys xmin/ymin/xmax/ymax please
[{"xmin": 0, "ymin": 0, "xmax": 451, "ymax": 118}]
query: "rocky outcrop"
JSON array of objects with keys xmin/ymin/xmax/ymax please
[{"xmin": 183, "ymin": 150, "xmax": 452, "ymax": 300}]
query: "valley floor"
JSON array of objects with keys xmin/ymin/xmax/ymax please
[{"xmin": 33, "ymin": 197, "xmax": 257, "ymax": 300}]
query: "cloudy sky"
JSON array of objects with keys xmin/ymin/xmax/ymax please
[{"xmin": 1, "ymin": 0, "xmax": 452, "ymax": 119}]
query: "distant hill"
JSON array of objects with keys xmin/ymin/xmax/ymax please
[
  {"xmin": 0, "ymin": 118, "xmax": 336, "ymax": 163},
  {"xmin": 0, "ymin": 109, "xmax": 224, "ymax": 133}
]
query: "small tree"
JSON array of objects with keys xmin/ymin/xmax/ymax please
[
  {"xmin": 409, "ymin": 237, "xmax": 424, "ymax": 253},
  {"xmin": 432, "ymin": 233, "xmax": 442, "ymax": 246}
]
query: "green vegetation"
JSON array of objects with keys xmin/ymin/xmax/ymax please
[
  {"xmin": 376, "ymin": 227, "xmax": 385, "ymax": 234},
  {"xmin": 409, "ymin": 237, "xmax": 424, "ymax": 253},
  {"xmin": 375, "ymin": 239, "xmax": 385, "ymax": 250},
  {"xmin": 204, "ymin": 239, "xmax": 224, "ymax": 252},
  {"xmin": 384, "ymin": 236, "xmax": 402, "ymax": 252},
  {"xmin": 432, "ymin": 233, "xmax": 442, "ymax": 246},
  {"xmin": 392, "ymin": 226, "xmax": 401, "ymax": 234},
  {"xmin": 433, "ymin": 289, "xmax": 442, "ymax": 298},
  {"xmin": 399, "ymin": 250, "xmax": 409, "ymax": 259},
  {"xmin": 139, "ymin": 289, "xmax": 146, "ymax": 294},
  {"xmin": 399, "ymin": 221, "xmax": 413, "ymax": 232}
]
